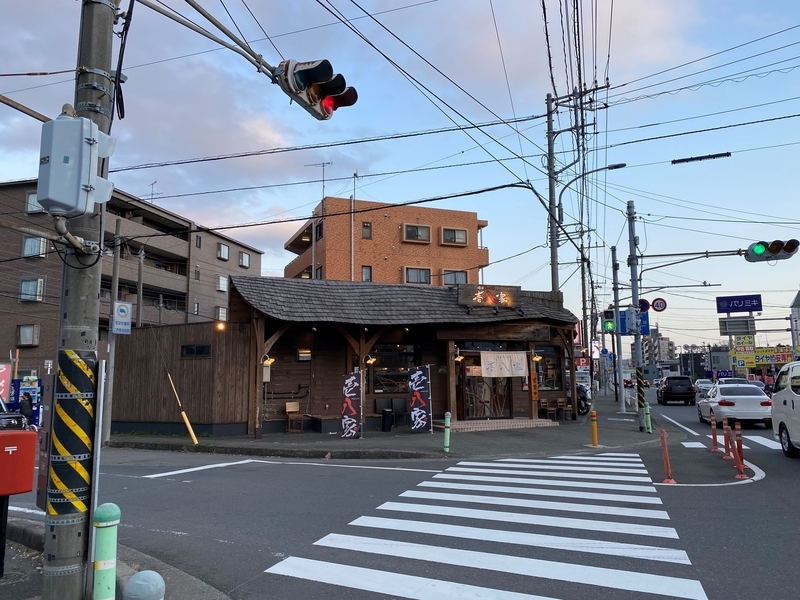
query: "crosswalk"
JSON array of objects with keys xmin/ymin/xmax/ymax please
[
  {"xmin": 265, "ymin": 452, "xmax": 708, "ymax": 600},
  {"xmin": 681, "ymin": 432, "xmax": 782, "ymax": 450}
]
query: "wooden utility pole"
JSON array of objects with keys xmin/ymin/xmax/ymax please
[{"xmin": 42, "ymin": 1, "xmax": 116, "ymax": 598}]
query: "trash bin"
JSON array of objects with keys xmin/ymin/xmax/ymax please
[{"xmin": 382, "ymin": 409, "xmax": 393, "ymax": 432}]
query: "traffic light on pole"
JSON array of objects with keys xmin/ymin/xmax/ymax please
[
  {"xmin": 275, "ymin": 59, "xmax": 358, "ymax": 120},
  {"xmin": 602, "ymin": 309, "xmax": 616, "ymax": 332},
  {"xmin": 744, "ymin": 239, "xmax": 799, "ymax": 262}
]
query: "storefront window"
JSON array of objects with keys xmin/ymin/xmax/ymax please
[
  {"xmin": 534, "ymin": 345, "xmax": 563, "ymax": 391},
  {"xmin": 371, "ymin": 344, "xmax": 415, "ymax": 394}
]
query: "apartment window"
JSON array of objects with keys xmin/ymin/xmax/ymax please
[
  {"xmin": 22, "ymin": 236, "xmax": 47, "ymax": 258},
  {"xmin": 405, "ymin": 267, "xmax": 431, "ymax": 284},
  {"xmin": 195, "ymin": 235, "xmax": 202, "ymax": 248},
  {"xmin": 442, "ymin": 227, "xmax": 468, "ymax": 245},
  {"xmin": 315, "ymin": 222, "xmax": 323, "ymax": 241},
  {"xmin": 26, "ymin": 192, "xmax": 45, "ymax": 214},
  {"xmin": 315, "ymin": 266, "xmax": 323, "ymax": 280},
  {"xmin": 17, "ymin": 324, "xmax": 40, "ymax": 347},
  {"xmin": 239, "ymin": 251, "xmax": 250, "ymax": 268},
  {"xmin": 181, "ymin": 344, "xmax": 211, "ymax": 358},
  {"xmin": 362, "ymin": 265, "xmax": 372, "ymax": 282},
  {"xmin": 215, "ymin": 306, "xmax": 228, "ymax": 321},
  {"xmin": 217, "ymin": 243, "xmax": 229, "ymax": 260},
  {"xmin": 216, "ymin": 275, "xmax": 228, "ymax": 292},
  {"xmin": 443, "ymin": 270, "xmax": 468, "ymax": 285},
  {"xmin": 193, "ymin": 302, "xmax": 199, "ymax": 315},
  {"xmin": 362, "ymin": 222, "xmax": 372, "ymax": 239},
  {"xmin": 403, "ymin": 224, "xmax": 430, "ymax": 242},
  {"xmin": 20, "ymin": 277, "xmax": 45, "ymax": 302},
  {"xmin": 194, "ymin": 269, "xmax": 200, "ymax": 281}
]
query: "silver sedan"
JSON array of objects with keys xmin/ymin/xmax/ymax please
[{"xmin": 697, "ymin": 384, "xmax": 772, "ymax": 428}]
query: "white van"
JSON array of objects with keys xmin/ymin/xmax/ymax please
[{"xmin": 771, "ymin": 361, "xmax": 800, "ymax": 458}]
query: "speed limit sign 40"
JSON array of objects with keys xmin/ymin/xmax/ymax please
[{"xmin": 652, "ymin": 297, "xmax": 667, "ymax": 312}]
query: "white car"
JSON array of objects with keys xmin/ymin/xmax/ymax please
[
  {"xmin": 697, "ymin": 384, "xmax": 772, "ymax": 428},
  {"xmin": 694, "ymin": 378, "xmax": 714, "ymax": 397},
  {"xmin": 771, "ymin": 361, "xmax": 800, "ymax": 458}
]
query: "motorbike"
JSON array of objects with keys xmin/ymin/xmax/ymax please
[{"xmin": 567, "ymin": 384, "xmax": 592, "ymax": 416}]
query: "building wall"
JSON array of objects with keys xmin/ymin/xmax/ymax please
[{"xmin": 284, "ymin": 197, "xmax": 490, "ymax": 284}]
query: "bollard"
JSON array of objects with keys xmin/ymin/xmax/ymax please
[
  {"xmin": 443, "ymin": 411, "xmax": 451, "ymax": 453},
  {"xmin": 93, "ymin": 502, "xmax": 121, "ymax": 600},
  {"xmin": 722, "ymin": 421, "xmax": 733, "ymax": 460},
  {"xmin": 590, "ymin": 411, "xmax": 599, "ymax": 447},
  {"xmin": 735, "ymin": 421, "xmax": 744, "ymax": 464},
  {"xmin": 123, "ymin": 570, "xmax": 166, "ymax": 600},
  {"xmin": 659, "ymin": 428, "xmax": 676, "ymax": 484},
  {"xmin": 710, "ymin": 416, "xmax": 722, "ymax": 452},
  {"xmin": 728, "ymin": 435, "xmax": 749, "ymax": 480},
  {"xmin": 644, "ymin": 402, "xmax": 652, "ymax": 434}
]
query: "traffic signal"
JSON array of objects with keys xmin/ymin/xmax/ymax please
[
  {"xmin": 275, "ymin": 59, "xmax": 358, "ymax": 120},
  {"xmin": 602, "ymin": 309, "xmax": 615, "ymax": 332},
  {"xmin": 744, "ymin": 239, "xmax": 799, "ymax": 262}
]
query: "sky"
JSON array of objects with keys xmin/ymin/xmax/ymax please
[{"xmin": 2, "ymin": 0, "xmax": 800, "ymax": 357}]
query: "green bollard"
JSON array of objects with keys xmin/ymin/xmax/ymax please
[
  {"xmin": 123, "ymin": 570, "xmax": 166, "ymax": 600},
  {"xmin": 443, "ymin": 411, "xmax": 451, "ymax": 453},
  {"xmin": 645, "ymin": 402, "xmax": 652, "ymax": 434},
  {"xmin": 93, "ymin": 502, "xmax": 121, "ymax": 600}
]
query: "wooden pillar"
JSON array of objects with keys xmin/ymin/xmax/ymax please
[
  {"xmin": 249, "ymin": 313, "xmax": 265, "ymax": 437},
  {"xmin": 527, "ymin": 341, "xmax": 539, "ymax": 418}
]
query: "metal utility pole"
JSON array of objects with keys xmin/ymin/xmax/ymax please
[
  {"xmin": 43, "ymin": 2, "xmax": 115, "ymax": 598},
  {"xmin": 136, "ymin": 249, "xmax": 144, "ymax": 327},
  {"xmin": 627, "ymin": 201, "xmax": 646, "ymax": 432},
  {"xmin": 101, "ymin": 218, "xmax": 121, "ymax": 444},
  {"xmin": 546, "ymin": 93, "xmax": 559, "ymax": 293},
  {"xmin": 611, "ymin": 245, "xmax": 625, "ymax": 413}
]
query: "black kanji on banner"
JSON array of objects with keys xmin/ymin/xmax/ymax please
[
  {"xmin": 408, "ymin": 365, "xmax": 432, "ymax": 433},
  {"xmin": 341, "ymin": 371, "xmax": 362, "ymax": 438}
]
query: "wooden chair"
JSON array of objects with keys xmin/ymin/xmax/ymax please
[
  {"xmin": 285, "ymin": 401, "xmax": 303, "ymax": 433},
  {"xmin": 545, "ymin": 398, "xmax": 558, "ymax": 421},
  {"xmin": 557, "ymin": 397, "xmax": 572, "ymax": 421}
]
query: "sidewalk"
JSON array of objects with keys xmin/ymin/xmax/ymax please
[{"xmin": 3, "ymin": 393, "xmax": 694, "ymax": 600}]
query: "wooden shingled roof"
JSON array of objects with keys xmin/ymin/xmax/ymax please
[{"xmin": 231, "ymin": 276, "xmax": 578, "ymax": 326}]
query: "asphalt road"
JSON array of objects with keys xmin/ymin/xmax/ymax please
[{"xmin": 9, "ymin": 399, "xmax": 800, "ymax": 600}]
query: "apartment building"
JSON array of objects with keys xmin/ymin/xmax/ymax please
[
  {"xmin": 634, "ymin": 325, "xmax": 677, "ymax": 365},
  {"xmin": 0, "ymin": 179, "xmax": 262, "ymax": 378},
  {"xmin": 283, "ymin": 197, "xmax": 490, "ymax": 284}
]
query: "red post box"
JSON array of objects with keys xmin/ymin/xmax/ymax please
[{"xmin": 0, "ymin": 430, "xmax": 37, "ymax": 496}]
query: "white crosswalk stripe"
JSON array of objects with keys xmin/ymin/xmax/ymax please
[
  {"xmin": 265, "ymin": 453, "xmax": 708, "ymax": 599},
  {"xmin": 743, "ymin": 434, "xmax": 782, "ymax": 449}
]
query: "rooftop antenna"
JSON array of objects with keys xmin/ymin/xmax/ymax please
[{"xmin": 305, "ymin": 161, "xmax": 332, "ymax": 200}]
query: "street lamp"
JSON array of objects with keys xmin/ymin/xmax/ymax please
[{"xmin": 556, "ymin": 163, "xmax": 627, "ymax": 224}]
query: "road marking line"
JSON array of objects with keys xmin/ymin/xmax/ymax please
[
  {"xmin": 456, "ymin": 460, "xmax": 647, "ymax": 475},
  {"xmin": 446, "ymin": 466, "xmax": 652, "ymax": 483},
  {"xmin": 743, "ymin": 435, "xmax": 782, "ymax": 449},
  {"xmin": 550, "ymin": 454, "xmax": 644, "ymax": 462},
  {"xmin": 655, "ymin": 459, "xmax": 766, "ymax": 487},
  {"xmin": 143, "ymin": 459, "xmax": 256, "ymax": 478},
  {"xmin": 706, "ymin": 435, "xmax": 750, "ymax": 449},
  {"xmin": 316, "ymin": 534, "xmax": 706, "ymax": 599},
  {"xmin": 251, "ymin": 460, "xmax": 443, "ymax": 473},
  {"xmin": 378, "ymin": 501, "xmax": 679, "ymax": 538},
  {"xmin": 498, "ymin": 458, "xmax": 644, "ymax": 467},
  {"xmin": 266, "ymin": 556, "xmax": 560, "ymax": 600},
  {"xmin": 418, "ymin": 480, "xmax": 663, "ymax": 504},
  {"xmin": 9, "ymin": 506, "xmax": 45, "ymax": 515},
  {"xmin": 350, "ymin": 516, "xmax": 690, "ymax": 564},
  {"xmin": 658, "ymin": 414, "xmax": 700, "ymax": 436},
  {"xmin": 598, "ymin": 452, "xmax": 641, "ymax": 457},
  {"xmin": 433, "ymin": 472, "xmax": 658, "ymax": 493},
  {"xmin": 400, "ymin": 490, "xmax": 670, "ymax": 520},
  {"xmin": 682, "ymin": 442, "xmax": 707, "ymax": 448}
]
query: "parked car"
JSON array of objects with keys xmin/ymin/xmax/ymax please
[
  {"xmin": 771, "ymin": 361, "xmax": 800, "ymax": 458},
  {"xmin": 697, "ymin": 383, "xmax": 772, "ymax": 428},
  {"xmin": 623, "ymin": 378, "xmax": 634, "ymax": 388},
  {"xmin": 643, "ymin": 380, "xmax": 651, "ymax": 388},
  {"xmin": 694, "ymin": 378, "xmax": 714, "ymax": 397},
  {"xmin": 657, "ymin": 376, "xmax": 696, "ymax": 405}
]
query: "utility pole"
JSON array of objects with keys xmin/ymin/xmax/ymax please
[
  {"xmin": 627, "ymin": 201, "xmax": 646, "ymax": 432},
  {"xmin": 611, "ymin": 245, "xmax": 625, "ymax": 413},
  {"xmin": 546, "ymin": 93, "xmax": 558, "ymax": 293},
  {"xmin": 136, "ymin": 249, "xmax": 144, "ymax": 327},
  {"xmin": 43, "ymin": 1, "xmax": 115, "ymax": 598},
  {"xmin": 101, "ymin": 218, "xmax": 121, "ymax": 444}
]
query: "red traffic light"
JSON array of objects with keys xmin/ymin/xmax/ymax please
[
  {"xmin": 321, "ymin": 87, "xmax": 358, "ymax": 114},
  {"xmin": 275, "ymin": 59, "xmax": 357, "ymax": 121},
  {"xmin": 783, "ymin": 238, "xmax": 799, "ymax": 255}
]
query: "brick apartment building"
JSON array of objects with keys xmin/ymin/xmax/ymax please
[
  {"xmin": 0, "ymin": 178, "xmax": 262, "ymax": 378},
  {"xmin": 283, "ymin": 197, "xmax": 490, "ymax": 285}
]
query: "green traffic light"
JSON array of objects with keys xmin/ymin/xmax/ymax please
[
  {"xmin": 752, "ymin": 242, "xmax": 767, "ymax": 256},
  {"xmin": 603, "ymin": 321, "xmax": 615, "ymax": 332}
]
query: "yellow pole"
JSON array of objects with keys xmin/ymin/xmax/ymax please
[
  {"xmin": 167, "ymin": 372, "xmax": 198, "ymax": 445},
  {"xmin": 591, "ymin": 410, "xmax": 599, "ymax": 447}
]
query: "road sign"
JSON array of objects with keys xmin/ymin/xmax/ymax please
[
  {"xmin": 619, "ymin": 309, "xmax": 650, "ymax": 336},
  {"xmin": 112, "ymin": 301, "xmax": 132, "ymax": 335},
  {"xmin": 639, "ymin": 298, "xmax": 650, "ymax": 313},
  {"xmin": 651, "ymin": 297, "xmax": 667, "ymax": 312},
  {"xmin": 601, "ymin": 348, "xmax": 609, "ymax": 355},
  {"xmin": 715, "ymin": 294, "xmax": 762, "ymax": 314},
  {"xmin": 719, "ymin": 316, "xmax": 756, "ymax": 335}
]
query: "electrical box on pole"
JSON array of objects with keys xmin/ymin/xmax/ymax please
[
  {"xmin": 625, "ymin": 307, "xmax": 640, "ymax": 334},
  {"xmin": 37, "ymin": 114, "xmax": 116, "ymax": 218}
]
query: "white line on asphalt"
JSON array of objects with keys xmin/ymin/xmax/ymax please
[
  {"xmin": 377, "ymin": 501, "xmax": 680, "ymax": 538},
  {"xmin": 598, "ymin": 452, "xmax": 642, "ymax": 457},
  {"xmin": 743, "ymin": 435, "xmax": 782, "ymax": 449},
  {"xmin": 250, "ymin": 460, "xmax": 443, "ymax": 473},
  {"xmin": 706, "ymin": 435, "xmax": 750, "ymax": 449},
  {"xmin": 315, "ymin": 534, "xmax": 706, "ymax": 599},
  {"xmin": 463, "ymin": 460, "xmax": 649, "ymax": 474},
  {"xmin": 446, "ymin": 466, "xmax": 653, "ymax": 483},
  {"xmin": 682, "ymin": 442, "xmax": 707, "ymax": 448},
  {"xmin": 143, "ymin": 459, "xmax": 256, "ymax": 478},
  {"xmin": 266, "ymin": 557, "xmax": 560, "ymax": 600},
  {"xmin": 498, "ymin": 458, "xmax": 644, "ymax": 467},
  {"xmin": 658, "ymin": 414, "xmax": 700, "ymax": 436},
  {"xmin": 417, "ymin": 480, "xmax": 663, "ymax": 504},
  {"xmin": 433, "ymin": 472, "xmax": 658, "ymax": 493},
  {"xmin": 399, "ymin": 490, "xmax": 670, "ymax": 520},
  {"xmin": 350, "ymin": 516, "xmax": 690, "ymax": 564},
  {"xmin": 9, "ymin": 506, "xmax": 44, "ymax": 515},
  {"xmin": 550, "ymin": 454, "xmax": 643, "ymax": 462},
  {"xmin": 655, "ymin": 458, "xmax": 766, "ymax": 487}
]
